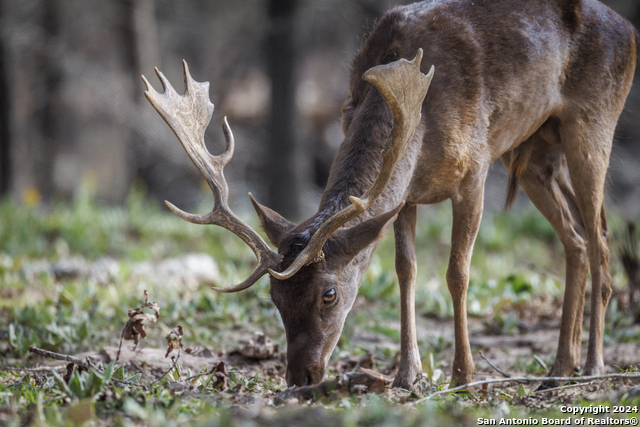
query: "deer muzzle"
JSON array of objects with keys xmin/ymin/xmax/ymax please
[{"xmin": 283, "ymin": 330, "xmax": 337, "ymax": 387}]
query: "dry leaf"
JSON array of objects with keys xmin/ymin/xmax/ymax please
[
  {"xmin": 165, "ymin": 326, "xmax": 184, "ymax": 358},
  {"xmin": 62, "ymin": 362, "xmax": 87, "ymax": 383},
  {"xmin": 210, "ymin": 361, "xmax": 228, "ymax": 391},
  {"xmin": 122, "ymin": 290, "xmax": 160, "ymax": 350},
  {"xmin": 367, "ymin": 378, "xmax": 387, "ymax": 394}
]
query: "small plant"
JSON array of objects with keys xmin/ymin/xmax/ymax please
[
  {"xmin": 483, "ymin": 311, "xmax": 519, "ymax": 335},
  {"xmin": 51, "ymin": 363, "xmax": 115, "ymax": 402}
]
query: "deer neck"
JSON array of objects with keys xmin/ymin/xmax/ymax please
[
  {"xmin": 315, "ymin": 123, "xmax": 423, "ymax": 228},
  {"xmin": 299, "ymin": 115, "xmax": 424, "ymax": 284},
  {"xmin": 316, "ymin": 103, "xmax": 422, "ymax": 222}
]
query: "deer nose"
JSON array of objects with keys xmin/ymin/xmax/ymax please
[
  {"xmin": 285, "ymin": 368, "xmax": 311, "ymax": 387},
  {"xmin": 285, "ymin": 365, "xmax": 325, "ymax": 387}
]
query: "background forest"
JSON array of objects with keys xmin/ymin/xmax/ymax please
[{"xmin": 0, "ymin": 0, "xmax": 639, "ymax": 219}]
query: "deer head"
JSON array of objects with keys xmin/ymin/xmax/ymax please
[{"xmin": 143, "ymin": 50, "xmax": 433, "ymax": 386}]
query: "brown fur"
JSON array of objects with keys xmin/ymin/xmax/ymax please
[
  {"xmin": 505, "ymin": 139, "xmax": 533, "ymax": 210},
  {"xmin": 252, "ymin": 0, "xmax": 638, "ymax": 388}
]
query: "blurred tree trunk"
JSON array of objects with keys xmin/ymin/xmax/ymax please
[
  {"xmin": 0, "ymin": 0, "xmax": 10, "ymax": 195},
  {"xmin": 119, "ymin": 0, "xmax": 160, "ymax": 195},
  {"xmin": 266, "ymin": 0, "xmax": 301, "ymax": 220},
  {"xmin": 36, "ymin": 0, "xmax": 63, "ymax": 200},
  {"xmin": 119, "ymin": 0, "xmax": 159, "ymax": 84}
]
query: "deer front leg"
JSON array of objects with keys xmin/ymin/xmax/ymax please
[
  {"xmin": 392, "ymin": 203, "xmax": 421, "ymax": 389},
  {"xmin": 447, "ymin": 187, "xmax": 485, "ymax": 386}
]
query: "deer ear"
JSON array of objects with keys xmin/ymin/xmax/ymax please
[
  {"xmin": 330, "ymin": 203, "xmax": 404, "ymax": 264},
  {"xmin": 249, "ymin": 193, "xmax": 295, "ymax": 247}
]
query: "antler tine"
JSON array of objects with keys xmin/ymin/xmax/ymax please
[
  {"xmin": 269, "ymin": 49, "xmax": 434, "ymax": 280},
  {"xmin": 143, "ymin": 61, "xmax": 282, "ymax": 292}
]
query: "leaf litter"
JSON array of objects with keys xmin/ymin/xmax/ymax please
[{"xmin": 6, "ymin": 255, "xmax": 640, "ymax": 425}]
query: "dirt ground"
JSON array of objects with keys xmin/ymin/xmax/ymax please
[{"xmin": 36, "ymin": 297, "xmax": 640, "ymax": 392}]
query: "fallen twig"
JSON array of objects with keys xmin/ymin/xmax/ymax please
[
  {"xmin": 414, "ymin": 372, "xmax": 640, "ymax": 404},
  {"xmin": 114, "ymin": 319, "xmax": 131, "ymax": 367},
  {"xmin": 532, "ymin": 380, "xmax": 597, "ymax": 394},
  {"xmin": 184, "ymin": 371, "xmax": 211, "ymax": 383},
  {"xmin": 0, "ymin": 365, "xmax": 67, "ymax": 373},
  {"xmin": 149, "ymin": 349, "xmax": 181, "ymax": 388},
  {"xmin": 480, "ymin": 352, "xmax": 512, "ymax": 379},
  {"xmin": 26, "ymin": 345, "xmax": 149, "ymax": 391},
  {"xmin": 27, "ymin": 347, "xmax": 90, "ymax": 369},
  {"xmin": 183, "ymin": 364, "xmax": 225, "ymax": 385}
]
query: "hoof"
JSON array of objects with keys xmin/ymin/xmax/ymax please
[
  {"xmin": 392, "ymin": 360, "xmax": 421, "ymax": 390},
  {"xmin": 537, "ymin": 364, "xmax": 582, "ymax": 390},
  {"xmin": 583, "ymin": 364, "xmax": 605, "ymax": 377},
  {"xmin": 392, "ymin": 375, "xmax": 414, "ymax": 390}
]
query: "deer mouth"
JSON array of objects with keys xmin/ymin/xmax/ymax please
[{"xmin": 285, "ymin": 364, "xmax": 326, "ymax": 387}]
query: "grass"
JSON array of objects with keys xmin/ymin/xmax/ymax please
[{"xmin": 1, "ymin": 183, "xmax": 639, "ymax": 426}]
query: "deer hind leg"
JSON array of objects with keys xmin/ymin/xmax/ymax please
[
  {"xmin": 392, "ymin": 203, "xmax": 421, "ymax": 389},
  {"xmin": 558, "ymin": 118, "xmax": 614, "ymax": 376},
  {"xmin": 447, "ymin": 178, "xmax": 486, "ymax": 386},
  {"xmin": 501, "ymin": 125, "xmax": 588, "ymax": 382}
]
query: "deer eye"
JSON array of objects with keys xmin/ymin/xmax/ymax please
[{"xmin": 322, "ymin": 288, "xmax": 337, "ymax": 304}]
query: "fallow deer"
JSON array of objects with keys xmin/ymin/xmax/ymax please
[{"xmin": 143, "ymin": 0, "xmax": 638, "ymax": 389}]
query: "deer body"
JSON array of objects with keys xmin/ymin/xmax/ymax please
[{"xmin": 145, "ymin": 0, "xmax": 638, "ymax": 390}]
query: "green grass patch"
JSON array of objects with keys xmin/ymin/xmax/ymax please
[{"xmin": 1, "ymin": 185, "xmax": 639, "ymax": 426}]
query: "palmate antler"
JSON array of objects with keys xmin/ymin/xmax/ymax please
[
  {"xmin": 143, "ymin": 49, "xmax": 433, "ymax": 288},
  {"xmin": 142, "ymin": 61, "xmax": 282, "ymax": 292},
  {"xmin": 269, "ymin": 49, "xmax": 434, "ymax": 279}
]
